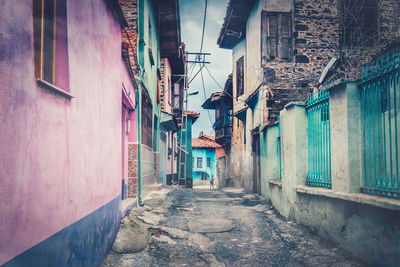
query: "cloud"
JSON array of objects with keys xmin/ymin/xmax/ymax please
[{"xmin": 179, "ymin": 0, "xmax": 232, "ymax": 137}]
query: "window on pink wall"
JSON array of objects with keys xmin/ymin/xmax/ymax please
[{"xmin": 33, "ymin": 0, "xmax": 70, "ymax": 91}]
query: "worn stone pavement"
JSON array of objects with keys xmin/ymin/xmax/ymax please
[{"xmin": 101, "ymin": 186, "xmax": 366, "ymax": 267}]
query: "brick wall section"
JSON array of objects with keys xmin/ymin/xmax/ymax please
[
  {"xmin": 127, "ymin": 144, "xmax": 160, "ymax": 198},
  {"xmin": 128, "ymin": 143, "xmax": 138, "ymax": 198},
  {"xmin": 263, "ymin": 0, "xmax": 399, "ymax": 124}
]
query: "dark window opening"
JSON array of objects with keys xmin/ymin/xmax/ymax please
[
  {"xmin": 236, "ymin": 56, "xmax": 244, "ymax": 99},
  {"xmin": 148, "ymin": 18, "xmax": 152, "ymax": 49},
  {"xmin": 142, "ymin": 90, "xmax": 153, "ymax": 148},
  {"xmin": 341, "ymin": 0, "xmax": 378, "ymax": 47},
  {"xmin": 207, "ymin": 158, "xmax": 211, "ymax": 167},
  {"xmin": 33, "ymin": 0, "xmax": 69, "ymax": 89},
  {"xmin": 153, "ymin": 115, "xmax": 158, "ymax": 150},
  {"xmin": 197, "ymin": 158, "xmax": 203, "ymax": 168}
]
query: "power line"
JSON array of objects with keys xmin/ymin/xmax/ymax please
[
  {"xmin": 199, "ymin": 0, "xmax": 208, "ymax": 54},
  {"xmin": 204, "ymin": 64, "xmax": 269, "ymax": 112},
  {"xmin": 200, "ymin": 65, "xmax": 214, "ymax": 126},
  {"xmin": 173, "ymin": 62, "xmax": 195, "ymax": 87},
  {"xmin": 204, "ymin": 64, "xmax": 224, "ymax": 90},
  {"xmin": 194, "ymin": 0, "xmax": 214, "ymax": 130}
]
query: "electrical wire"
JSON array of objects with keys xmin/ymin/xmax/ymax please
[
  {"xmin": 200, "ymin": 66, "xmax": 214, "ymax": 126},
  {"xmin": 199, "ymin": 0, "xmax": 208, "ymax": 54},
  {"xmin": 190, "ymin": 0, "xmax": 214, "ymax": 130},
  {"xmin": 199, "ymin": 0, "xmax": 214, "ymax": 126},
  {"xmin": 204, "ymin": 64, "xmax": 270, "ymax": 112}
]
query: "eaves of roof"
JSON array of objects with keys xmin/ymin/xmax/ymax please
[{"xmin": 217, "ymin": 0, "xmax": 256, "ymax": 49}]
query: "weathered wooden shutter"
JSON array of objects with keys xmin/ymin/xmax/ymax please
[
  {"xmin": 280, "ymin": 14, "xmax": 291, "ymax": 59},
  {"xmin": 268, "ymin": 15, "xmax": 278, "ymax": 59}
]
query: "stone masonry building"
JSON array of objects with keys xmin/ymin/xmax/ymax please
[{"xmin": 217, "ymin": 0, "xmax": 400, "ymax": 192}]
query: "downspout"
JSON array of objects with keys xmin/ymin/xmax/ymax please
[
  {"xmin": 137, "ymin": 0, "xmax": 145, "ymax": 206},
  {"xmin": 137, "ymin": 79, "xmax": 143, "ymax": 206}
]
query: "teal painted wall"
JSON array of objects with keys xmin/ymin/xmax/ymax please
[
  {"xmin": 138, "ymin": 0, "xmax": 160, "ymax": 152},
  {"xmin": 192, "ymin": 148, "xmax": 216, "ymax": 180},
  {"xmin": 177, "ymin": 116, "xmax": 194, "ymax": 180}
]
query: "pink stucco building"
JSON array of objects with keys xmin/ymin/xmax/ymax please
[
  {"xmin": 0, "ymin": 0, "xmax": 137, "ymax": 265},
  {"xmin": 160, "ymin": 58, "xmax": 179, "ymax": 184}
]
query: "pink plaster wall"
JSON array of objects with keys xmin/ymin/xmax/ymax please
[
  {"xmin": 166, "ymin": 132, "xmax": 177, "ymax": 175},
  {"xmin": 0, "ymin": 0, "xmax": 134, "ymax": 264},
  {"xmin": 161, "ymin": 58, "xmax": 172, "ymax": 114},
  {"xmin": 160, "ymin": 58, "xmax": 176, "ymax": 176}
]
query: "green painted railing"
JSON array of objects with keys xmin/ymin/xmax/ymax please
[
  {"xmin": 360, "ymin": 47, "xmax": 400, "ymax": 199},
  {"xmin": 277, "ymin": 120, "xmax": 282, "ymax": 180},
  {"xmin": 306, "ymin": 91, "xmax": 331, "ymax": 188}
]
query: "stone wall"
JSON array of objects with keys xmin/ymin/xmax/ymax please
[
  {"xmin": 216, "ymin": 156, "xmax": 226, "ymax": 188},
  {"xmin": 119, "ymin": 0, "xmax": 138, "ymax": 30},
  {"xmin": 262, "ymin": 0, "xmax": 400, "ymax": 124}
]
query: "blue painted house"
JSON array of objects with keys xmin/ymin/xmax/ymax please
[{"xmin": 192, "ymin": 132, "xmax": 224, "ymax": 181}]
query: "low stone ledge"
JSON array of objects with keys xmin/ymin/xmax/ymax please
[
  {"xmin": 268, "ymin": 179, "xmax": 282, "ymax": 188},
  {"xmin": 294, "ymin": 185, "xmax": 400, "ymax": 211}
]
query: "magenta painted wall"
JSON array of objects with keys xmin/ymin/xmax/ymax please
[{"xmin": 0, "ymin": 0, "xmax": 135, "ymax": 264}]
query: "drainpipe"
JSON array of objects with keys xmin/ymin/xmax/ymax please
[
  {"xmin": 137, "ymin": 80, "xmax": 143, "ymax": 206},
  {"xmin": 137, "ymin": 0, "xmax": 144, "ymax": 206}
]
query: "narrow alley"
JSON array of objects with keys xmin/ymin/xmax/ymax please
[
  {"xmin": 102, "ymin": 186, "xmax": 363, "ymax": 266},
  {"xmin": 1, "ymin": 0, "xmax": 400, "ymax": 266}
]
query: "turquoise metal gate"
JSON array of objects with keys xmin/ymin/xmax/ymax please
[
  {"xmin": 360, "ymin": 48, "xmax": 400, "ymax": 199},
  {"xmin": 306, "ymin": 91, "xmax": 331, "ymax": 188}
]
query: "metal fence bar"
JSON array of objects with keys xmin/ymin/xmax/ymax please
[
  {"xmin": 360, "ymin": 46, "xmax": 400, "ymax": 199},
  {"xmin": 327, "ymin": 98, "xmax": 331, "ymax": 185},
  {"xmin": 393, "ymin": 71, "xmax": 400, "ymax": 193},
  {"xmin": 306, "ymin": 90, "xmax": 331, "ymax": 188}
]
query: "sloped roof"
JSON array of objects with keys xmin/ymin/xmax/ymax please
[
  {"xmin": 199, "ymin": 132, "xmax": 215, "ymax": 141},
  {"xmin": 217, "ymin": 0, "xmax": 256, "ymax": 49},
  {"xmin": 192, "ymin": 138, "xmax": 222, "ymax": 149}
]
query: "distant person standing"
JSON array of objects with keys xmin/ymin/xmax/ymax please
[{"xmin": 210, "ymin": 175, "xmax": 214, "ymax": 189}]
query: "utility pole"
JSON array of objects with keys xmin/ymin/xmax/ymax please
[{"xmin": 176, "ymin": 52, "xmax": 210, "ymax": 188}]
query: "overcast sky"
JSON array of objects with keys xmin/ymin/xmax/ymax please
[{"xmin": 179, "ymin": 0, "xmax": 232, "ymax": 137}]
